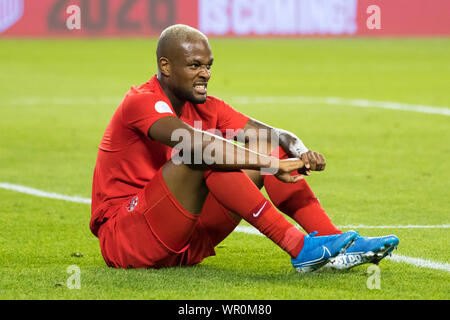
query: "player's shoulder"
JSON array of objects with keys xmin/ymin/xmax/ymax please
[
  {"xmin": 124, "ymin": 78, "xmax": 162, "ymax": 103},
  {"xmin": 122, "ymin": 76, "xmax": 171, "ymax": 112},
  {"xmin": 123, "ymin": 87, "xmax": 156, "ymax": 108}
]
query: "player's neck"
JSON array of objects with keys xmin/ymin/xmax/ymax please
[{"xmin": 157, "ymin": 75, "xmax": 185, "ymax": 117}]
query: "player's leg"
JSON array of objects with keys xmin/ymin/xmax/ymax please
[
  {"xmin": 152, "ymin": 161, "xmax": 284, "ymax": 253},
  {"xmin": 176, "ymin": 192, "xmax": 241, "ymax": 266},
  {"xmin": 162, "ymin": 158, "xmax": 356, "ymax": 263},
  {"xmin": 99, "ymin": 159, "xmax": 292, "ymax": 269},
  {"xmin": 121, "ymin": 157, "xmax": 304, "ymax": 261},
  {"xmin": 204, "ymin": 168, "xmax": 359, "ymax": 272},
  {"xmin": 240, "ymin": 142, "xmax": 341, "ymax": 235},
  {"xmin": 96, "ymin": 165, "xmax": 205, "ymax": 268},
  {"xmin": 161, "ymin": 161, "xmax": 209, "ymax": 215},
  {"xmin": 201, "ymin": 170, "xmax": 336, "ymax": 248},
  {"xmin": 195, "ymin": 165, "xmax": 314, "ymax": 232},
  {"xmin": 97, "ymin": 160, "xmax": 213, "ymax": 269},
  {"xmin": 263, "ymin": 146, "xmax": 341, "ymax": 235},
  {"xmin": 262, "ymin": 147, "xmax": 400, "ymax": 269},
  {"xmin": 100, "ymin": 157, "xmax": 357, "ymax": 270},
  {"xmin": 203, "ymin": 169, "xmax": 305, "ymax": 258},
  {"xmin": 173, "ymin": 168, "xmax": 274, "ymax": 266},
  {"xmin": 180, "ymin": 168, "xmax": 275, "ymax": 266},
  {"xmin": 141, "ymin": 160, "xmax": 210, "ymax": 254}
]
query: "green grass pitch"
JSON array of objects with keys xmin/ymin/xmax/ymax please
[{"xmin": 0, "ymin": 37, "xmax": 449, "ymax": 300}]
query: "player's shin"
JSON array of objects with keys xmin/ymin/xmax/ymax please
[
  {"xmin": 263, "ymin": 147, "xmax": 341, "ymax": 236},
  {"xmin": 205, "ymin": 170, "xmax": 305, "ymax": 258}
]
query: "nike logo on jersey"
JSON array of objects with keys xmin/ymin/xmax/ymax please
[{"xmin": 253, "ymin": 201, "xmax": 267, "ymax": 218}]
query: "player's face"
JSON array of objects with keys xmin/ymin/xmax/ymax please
[{"xmin": 170, "ymin": 39, "xmax": 213, "ymax": 104}]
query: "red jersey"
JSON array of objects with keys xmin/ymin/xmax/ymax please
[{"xmin": 90, "ymin": 75, "xmax": 249, "ymax": 236}]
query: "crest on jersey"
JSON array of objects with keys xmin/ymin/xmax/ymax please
[
  {"xmin": 126, "ymin": 196, "xmax": 139, "ymax": 212},
  {"xmin": 0, "ymin": 0, "xmax": 24, "ymax": 33},
  {"xmin": 155, "ymin": 101, "xmax": 173, "ymax": 114}
]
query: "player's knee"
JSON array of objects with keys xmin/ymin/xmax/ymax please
[
  {"xmin": 163, "ymin": 159, "xmax": 206, "ymax": 185},
  {"xmin": 243, "ymin": 169, "xmax": 264, "ymax": 190},
  {"xmin": 161, "ymin": 161, "xmax": 209, "ymax": 214}
]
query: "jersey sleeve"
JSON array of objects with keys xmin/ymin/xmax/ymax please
[
  {"xmin": 215, "ymin": 98, "xmax": 249, "ymax": 137},
  {"xmin": 121, "ymin": 93, "xmax": 177, "ymax": 138}
]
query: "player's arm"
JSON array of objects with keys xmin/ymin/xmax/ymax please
[
  {"xmin": 238, "ymin": 118, "xmax": 326, "ymax": 174},
  {"xmin": 148, "ymin": 116, "xmax": 305, "ymax": 183}
]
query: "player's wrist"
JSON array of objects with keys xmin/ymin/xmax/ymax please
[
  {"xmin": 276, "ymin": 129, "xmax": 309, "ymax": 157},
  {"xmin": 289, "ymin": 139, "xmax": 309, "ymax": 157}
]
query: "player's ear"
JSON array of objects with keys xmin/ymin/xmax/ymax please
[{"xmin": 159, "ymin": 57, "xmax": 171, "ymax": 77}]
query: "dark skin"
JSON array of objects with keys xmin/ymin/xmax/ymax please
[
  {"xmin": 150, "ymin": 27, "xmax": 325, "ymax": 217},
  {"xmin": 157, "ymin": 39, "xmax": 213, "ymax": 114}
]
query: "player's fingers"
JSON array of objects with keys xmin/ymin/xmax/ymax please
[
  {"xmin": 298, "ymin": 167, "xmax": 311, "ymax": 176},
  {"xmin": 313, "ymin": 151, "xmax": 323, "ymax": 171},
  {"xmin": 282, "ymin": 173, "xmax": 303, "ymax": 183},
  {"xmin": 312, "ymin": 151, "xmax": 324, "ymax": 171},
  {"xmin": 291, "ymin": 175, "xmax": 304, "ymax": 183},
  {"xmin": 318, "ymin": 153, "xmax": 326, "ymax": 171},
  {"xmin": 275, "ymin": 172, "xmax": 302, "ymax": 183},
  {"xmin": 308, "ymin": 151, "xmax": 319, "ymax": 171},
  {"xmin": 301, "ymin": 153, "xmax": 311, "ymax": 169}
]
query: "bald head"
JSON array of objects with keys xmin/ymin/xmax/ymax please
[
  {"xmin": 155, "ymin": 25, "xmax": 213, "ymax": 108},
  {"xmin": 157, "ymin": 24, "xmax": 209, "ymax": 62}
]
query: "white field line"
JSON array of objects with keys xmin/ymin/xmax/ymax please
[
  {"xmin": 235, "ymin": 226, "xmax": 450, "ymax": 273},
  {"xmin": 3, "ymin": 97, "xmax": 122, "ymax": 106},
  {"xmin": 230, "ymin": 96, "xmax": 450, "ymax": 116},
  {"xmin": 0, "ymin": 182, "xmax": 91, "ymax": 204},
  {"xmin": 387, "ymin": 254, "xmax": 450, "ymax": 272},
  {"xmin": 1, "ymin": 182, "xmax": 449, "ymax": 272},
  {"xmin": 3, "ymin": 96, "xmax": 449, "ymax": 116},
  {"xmin": 338, "ymin": 224, "xmax": 450, "ymax": 229}
]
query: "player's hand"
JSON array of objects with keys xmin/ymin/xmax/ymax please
[
  {"xmin": 276, "ymin": 129, "xmax": 326, "ymax": 176},
  {"xmin": 274, "ymin": 158, "xmax": 305, "ymax": 183},
  {"xmin": 299, "ymin": 151, "xmax": 326, "ymax": 176}
]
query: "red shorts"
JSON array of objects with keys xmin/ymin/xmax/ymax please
[{"xmin": 97, "ymin": 169, "xmax": 239, "ymax": 269}]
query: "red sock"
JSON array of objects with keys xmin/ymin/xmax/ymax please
[
  {"xmin": 263, "ymin": 147, "xmax": 342, "ymax": 236},
  {"xmin": 205, "ymin": 170, "xmax": 305, "ymax": 258}
]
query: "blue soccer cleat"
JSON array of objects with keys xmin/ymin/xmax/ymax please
[
  {"xmin": 292, "ymin": 230, "xmax": 358, "ymax": 273},
  {"xmin": 326, "ymin": 235, "xmax": 399, "ymax": 270}
]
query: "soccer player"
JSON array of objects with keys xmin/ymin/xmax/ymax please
[{"xmin": 90, "ymin": 25, "xmax": 398, "ymax": 272}]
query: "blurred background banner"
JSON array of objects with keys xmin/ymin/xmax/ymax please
[{"xmin": 1, "ymin": 0, "xmax": 449, "ymax": 37}]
